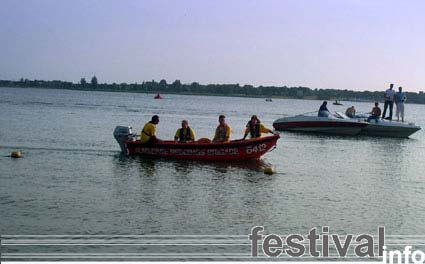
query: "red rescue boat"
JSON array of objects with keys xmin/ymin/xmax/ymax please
[
  {"xmin": 113, "ymin": 126, "xmax": 280, "ymax": 161},
  {"xmin": 127, "ymin": 135, "xmax": 279, "ymax": 161},
  {"xmin": 154, "ymin": 93, "xmax": 163, "ymax": 99}
]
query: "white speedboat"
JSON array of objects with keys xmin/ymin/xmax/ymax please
[
  {"xmin": 335, "ymin": 112, "xmax": 421, "ymax": 138},
  {"xmin": 273, "ymin": 112, "xmax": 368, "ymax": 136}
]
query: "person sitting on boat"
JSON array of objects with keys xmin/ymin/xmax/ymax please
[
  {"xmin": 174, "ymin": 120, "xmax": 195, "ymax": 143},
  {"xmin": 395, "ymin": 86, "xmax": 407, "ymax": 122},
  {"xmin": 345, "ymin": 106, "xmax": 356, "ymax": 118},
  {"xmin": 242, "ymin": 115, "xmax": 274, "ymax": 140},
  {"xmin": 213, "ymin": 115, "xmax": 232, "ymax": 142},
  {"xmin": 367, "ymin": 102, "xmax": 381, "ymax": 122},
  {"xmin": 140, "ymin": 115, "xmax": 160, "ymax": 144},
  {"xmin": 318, "ymin": 101, "xmax": 330, "ymax": 117}
]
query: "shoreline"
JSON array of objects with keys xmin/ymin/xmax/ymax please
[
  {"xmin": 0, "ymin": 85, "xmax": 393, "ymax": 105},
  {"xmin": 2, "ymin": 78, "xmax": 424, "ymax": 104}
]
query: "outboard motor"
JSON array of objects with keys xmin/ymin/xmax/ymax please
[{"xmin": 113, "ymin": 126, "xmax": 134, "ymax": 153}]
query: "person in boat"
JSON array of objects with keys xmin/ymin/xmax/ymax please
[
  {"xmin": 318, "ymin": 101, "xmax": 330, "ymax": 117},
  {"xmin": 213, "ymin": 115, "xmax": 232, "ymax": 142},
  {"xmin": 174, "ymin": 120, "xmax": 195, "ymax": 143},
  {"xmin": 242, "ymin": 115, "xmax": 274, "ymax": 140},
  {"xmin": 367, "ymin": 102, "xmax": 381, "ymax": 122},
  {"xmin": 382, "ymin": 83, "xmax": 395, "ymax": 120},
  {"xmin": 395, "ymin": 86, "xmax": 407, "ymax": 122},
  {"xmin": 140, "ymin": 115, "xmax": 160, "ymax": 144},
  {"xmin": 345, "ymin": 106, "xmax": 356, "ymax": 118}
]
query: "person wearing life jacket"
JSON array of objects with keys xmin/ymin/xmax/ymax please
[
  {"xmin": 174, "ymin": 120, "xmax": 195, "ymax": 143},
  {"xmin": 213, "ymin": 115, "xmax": 232, "ymax": 142},
  {"xmin": 140, "ymin": 115, "xmax": 160, "ymax": 144},
  {"xmin": 242, "ymin": 115, "xmax": 274, "ymax": 140}
]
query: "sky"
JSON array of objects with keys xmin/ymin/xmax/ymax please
[{"xmin": 0, "ymin": 0, "xmax": 424, "ymax": 91}]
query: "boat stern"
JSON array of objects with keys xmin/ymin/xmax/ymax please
[{"xmin": 113, "ymin": 126, "xmax": 135, "ymax": 153}]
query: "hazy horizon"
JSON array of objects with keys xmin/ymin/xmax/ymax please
[{"xmin": 1, "ymin": 0, "xmax": 424, "ymax": 92}]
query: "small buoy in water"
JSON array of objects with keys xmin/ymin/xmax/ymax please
[
  {"xmin": 11, "ymin": 151, "xmax": 22, "ymax": 158},
  {"xmin": 264, "ymin": 167, "xmax": 275, "ymax": 175}
]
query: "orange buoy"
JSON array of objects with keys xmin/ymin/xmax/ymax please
[{"xmin": 264, "ymin": 167, "xmax": 275, "ymax": 175}]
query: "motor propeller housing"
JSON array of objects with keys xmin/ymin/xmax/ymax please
[{"xmin": 113, "ymin": 126, "xmax": 134, "ymax": 153}]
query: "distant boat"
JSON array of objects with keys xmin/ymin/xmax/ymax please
[
  {"xmin": 154, "ymin": 93, "xmax": 163, "ymax": 99},
  {"xmin": 265, "ymin": 98, "xmax": 273, "ymax": 102},
  {"xmin": 333, "ymin": 100, "xmax": 343, "ymax": 105}
]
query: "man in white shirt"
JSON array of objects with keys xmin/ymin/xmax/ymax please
[
  {"xmin": 395, "ymin": 86, "xmax": 407, "ymax": 122},
  {"xmin": 382, "ymin": 83, "xmax": 395, "ymax": 120}
]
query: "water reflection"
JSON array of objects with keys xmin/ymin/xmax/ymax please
[
  {"xmin": 113, "ymin": 154, "xmax": 275, "ymax": 175},
  {"xmin": 172, "ymin": 160, "xmax": 193, "ymax": 175},
  {"xmin": 138, "ymin": 157, "xmax": 157, "ymax": 177},
  {"xmin": 214, "ymin": 159, "xmax": 271, "ymax": 172}
]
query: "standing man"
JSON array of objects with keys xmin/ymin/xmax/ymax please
[
  {"xmin": 213, "ymin": 115, "xmax": 232, "ymax": 142},
  {"xmin": 141, "ymin": 115, "xmax": 160, "ymax": 144},
  {"xmin": 382, "ymin": 83, "xmax": 395, "ymax": 120},
  {"xmin": 395, "ymin": 87, "xmax": 407, "ymax": 122}
]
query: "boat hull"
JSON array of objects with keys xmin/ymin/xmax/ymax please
[
  {"xmin": 360, "ymin": 122, "xmax": 421, "ymax": 138},
  {"xmin": 273, "ymin": 117, "xmax": 367, "ymax": 136},
  {"xmin": 333, "ymin": 112, "xmax": 422, "ymax": 138},
  {"xmin": 125, "ymin": 134, "xmax": 280, "ymax": 161}
]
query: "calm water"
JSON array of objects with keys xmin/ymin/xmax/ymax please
[{"xmin": 1, "ymin": 87, "xmax": 425, "ymax": 259}]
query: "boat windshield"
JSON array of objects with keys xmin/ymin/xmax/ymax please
[
  {"xmin": 335, "ymin": 111, "xmax": 370, "ymax": 120},
  {"xmin": 299, "ymin": 111, "xmax": 344, "ymax": 119},
  {"xmin": 334, "ymin": 112, "xmax": 349, "ymax": 119}
]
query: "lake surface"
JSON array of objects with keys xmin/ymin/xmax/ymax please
[{"xmin": 1, "ymin": 87, "xmax": 425, "ymax": 260}]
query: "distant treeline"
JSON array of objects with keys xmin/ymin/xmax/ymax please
[{"xmin": 2, "ymin": 77, "xmax": 425, "ymax": 104}]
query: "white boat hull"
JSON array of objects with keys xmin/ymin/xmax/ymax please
[
  {"xmin": 273, "ymin": 115, "xmax": 368, "ymax": 136},
  {"xmin": 334, "ymin": 112, "xmax": 422, "ymax": 138},
  {"xmin": 360, "ymin": 121, "xmax": 421, "ymax": 138}
]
